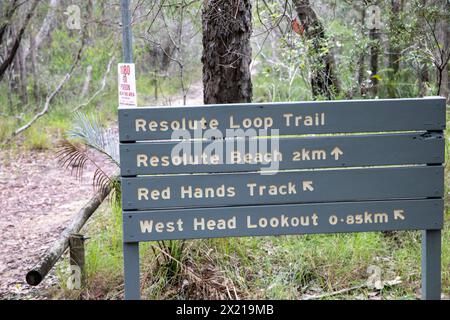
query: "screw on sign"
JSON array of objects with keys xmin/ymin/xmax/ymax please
[{"xmin": 118, "ymin": 97, "xmax": 446, "ymax": 300}]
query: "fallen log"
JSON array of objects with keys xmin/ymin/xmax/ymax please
[{"xmin": 26, "ymin": 185, "xmax": 112, "ymax": 286}]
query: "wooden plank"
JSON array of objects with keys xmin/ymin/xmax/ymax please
[
  {"xmin": 120, "ymin": 132, "xmax": 444, "ymax": 175},
  {"xmin": 118, "ymin": 97, "xmax": 446, "ymax": 141},
  {"xmin": 121, "ymin": 166, "xmax": 443, "ymax": 210},
  {"xmin": 122, "ymin": 199, "xmax": 444, "ymax": 242}
]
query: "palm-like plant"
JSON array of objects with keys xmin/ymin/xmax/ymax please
[
  {"xmin": 56, "ymin": 112, "xmax": 120, "ymax": 201},
  {"xmin": 56, "ymin": 112, "xmax": 237, "ymax": 298}
]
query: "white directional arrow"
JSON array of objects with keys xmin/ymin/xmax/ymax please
[
  {"xmin": 331, "ymin": 147, "xmax": 344, "ymax": 160},
  {"xmin": 302, "ymin": 181, "xmax": 314, "ymax": 191},
  {"xmin": 393, "ymin": 209, "xmax": 405, "ymax": 220}
]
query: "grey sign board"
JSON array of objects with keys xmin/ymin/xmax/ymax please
[
  {"xmin": 123, "ymin": 199, "xmax": 443, "ymax": 242},
  {"xmin": 122, "ymin": 166, "xmax": 443, "ymax": 210},
  {"xmin": 120, "ymin": 132, "xmax": 444, "ymax": 175},
  {"xmin": 118, "ymin": 98, "xmax": 445, "ymax": 141},
  {"xmin": 118, "ymin": 97, "xmax": 445, "ymax": 300}
]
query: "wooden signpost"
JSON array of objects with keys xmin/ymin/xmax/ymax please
[{"xmin": 118, "ymin": 97, "xmax": 446, "ymax": 300}]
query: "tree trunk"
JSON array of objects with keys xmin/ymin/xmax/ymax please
[
  {"xmin": 81, "ymin": 65, "xmax": 93, "ymax": 97},
  {"xmin": 448, "ymin": 25, "xmax": 450, "ymax": 101},
  {"xmin": 18, "ymin": 42, "xmax": 28, "ymax": 105},
  {"xmin": 26, "ymin": 185, "xmax": 112, "ymax": 286},
  {"xmin": 418, "ymin": 0, "xmax": 429, "ymax": 97},
  {"xmin": 357, "ymin": 5, "xmax": 366, "ymax": 97},
  {"xmin": 30, "ymin": 27, "xmax": 39, "ymax": 103},
  {"xmin": 292, "ymin": 0, "xmax": 340, "ymax": 100},
  {"xmin": 0, "ymin": 0, "xmax": 19, "ymax": 46},
  {"xmin": 369, "ymin": 28, "xmax": 380, "ymax": 97},
  {"xmin": 387, "ymin": 0, "xmax": 402, "ymax": 98},
  {"xmin": 22, "ymin": 0, "xmax": 58, "ymax": 60},
  {"xmin": 437, "ymin": 1, "xmax": 449, "ymax": 101},
  {"xmin": 0, "ymin": 0, "xmax": 39, "ymax": 81},
  {"xmin": 11, "ymin": 23, "xmax": 20, "ymax": 96},
  {"xmin": 418, "ymin": 65, "xmax": 430, "ymax": 97},
  {"xmin": 202, "ymin": 0, "xmax": 253, "ymax": 104},
  {"xmin": 85, "ymin": 0, "xmax": 94, "ymax": 44}
]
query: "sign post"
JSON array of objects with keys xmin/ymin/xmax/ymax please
[
  {"xmin": 118, "ymin": 97, "xmax": 445, "ymax": 300},
  {"xmin": 422, "ymin": 229, "xmax": 442, "ymax": 299},
  {"xmin": 120, "ymin": 0, "xmax": 140, "ymax": 301}
]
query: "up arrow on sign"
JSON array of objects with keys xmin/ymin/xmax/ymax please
[
  {"xmin": 331, "ymin": 147, "xmax": 344, "ymax": 160},
  {"xmin": 394, "ymin": 209, "xmax": 405, "ymax": 220},
  {"xmin": 302, "ymin": 181, "xmax": 314, "ymax": 192}
]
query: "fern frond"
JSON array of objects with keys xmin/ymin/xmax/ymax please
[
  {"xmin": 93, "ymin": 167, "xmax": 112, "ymax": 195},
  {"xmin": 55, "ymin": 140, "xmax": 90, "ymax": 180},
  {"xmin": 66, "ymin": 112, "xmax": 120, "ymax": 166},
  {"xmin": 56, "ymin": 139, "xmax": 114, "ymax": 193},
  {"xmin": 57, "ymin": 112, "xmax": 121, "ymax": 200}
]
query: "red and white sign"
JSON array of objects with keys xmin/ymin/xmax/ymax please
[{"xmin": 118, "ymin": 63, "xmax": 137, "ymax": 107}]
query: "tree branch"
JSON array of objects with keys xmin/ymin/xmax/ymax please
[
  {"xmin": 3, "ymin": 33, "xmax": 86, "ymax": 144},
  {"xmin": 22, "ymin": 0, "xmax": 59, "ymax": 60},
  {"xmin": 0, "ymin": 0, "xmax": 39, "ymax": 81},
  {"xmin": 73, "ymin": 54, "xmax": 116, "ymax": 112}
]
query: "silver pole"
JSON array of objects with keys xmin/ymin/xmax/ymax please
[{"xmin": 120, "ymin": 0, "xmax": 133, "ymax": 63}]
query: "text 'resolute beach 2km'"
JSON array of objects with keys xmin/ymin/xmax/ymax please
[{"xmin": 118, "ymin": 97, "xmax": 446, "ymax": 300}]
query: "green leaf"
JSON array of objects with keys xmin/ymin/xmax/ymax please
[{"xmin": 371, "ymin": 74, "xmax": 382, "ymax": 81}]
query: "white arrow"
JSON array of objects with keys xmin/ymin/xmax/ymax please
[
  {"xmin": 393, "ymin": 209, "xmax": 405, "ymax": 220},
  {"xmin": 302, "ymin": 181, "xmax": 314, "ymax": 191},
  {"xmin": 331, "ymin": 147, "xmax": 343, "ymax": 160}
]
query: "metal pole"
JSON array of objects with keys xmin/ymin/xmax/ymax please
[
  {"xmin": 120, "ymin": 0, "xmax": 140, "ymax": 300},
  {"xmin": 421, "ymin": 229, "xmax": 441, "ymax": 300},
  {"xmin": 121, "ymin": 0, "xmax": 133, "ymax": 63},
  {"xmin": 123, "ymin": 242, "xmax": 140, "ymax": 299}
]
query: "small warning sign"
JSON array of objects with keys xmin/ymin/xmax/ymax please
[{"xmin": 118, "ymin": 63, "xmax": 137, "ymax": 107}]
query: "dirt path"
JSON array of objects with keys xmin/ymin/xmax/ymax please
[
  {"xmin": 0, "ymin": 148, "xmax": 115, "ymax": 299},
  {"xmin": 169, "ymin": 80, "xmax": 203, "ymax": 106},
  {"xmin": 0, "ymin": 81, "xmax": 204, "ymax": 300}
]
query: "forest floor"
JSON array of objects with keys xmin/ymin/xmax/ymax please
[
  {"xmin": 167, "ymin": 80, "xmax": 203, "ymax": 106},
  {"xmin": 0, "ymin": 82, "xmax": 204, "ymax": 299},
  {"xmin": 0, "ymin": 148, "xmax": 115, "ymax": 299}
]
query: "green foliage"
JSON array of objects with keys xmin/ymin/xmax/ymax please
[
  {"xmin": 48, "ymin": 29, "xmax": 81, "ymax": 74},
  {"xmin": 52, "ymin": 201, "xmax": 124, "ymax": 299},
  {"xmin": 22, "ymin": 124, "xmax": 52, "ymax": 151},
  {"xmin": 55, "ymin": 207, "xmax": 449, "ymax": 299},
  {"xmin": 66, "ymin": 112, "xmax": 119, "ymax": 165},
  {"xmin": 0, "ymin": 117, "xmax": 16, "ymax": 144},
  {"xmin": 55, "ymin": 112, "xmax": 120, "ymax": 199},
  {"xmin": 84, "ymin": 202, "xmax": 123, "ymax": 282},
  {"xmin": 253, "ymin": 73, "xmax": 311, "ymax": 103}
]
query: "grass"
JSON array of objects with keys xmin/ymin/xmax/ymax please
[
  {"xmin": 50, "ymin": 201, "xmax": 449, "ymax": 299},
  {"xmin": 0, "ymin": 117, "xmax": 16, "ymax": 143},
  {"xmin": 22, "ymin": 125, "xmax": 52, "ymax": 151},
  {"xmin": 0, "ymin": 90, "xmax": 117, "ymax": 152},
  {"xmin": 50, "ymin": 201, "xmax": 124, "ymax": 300}
]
